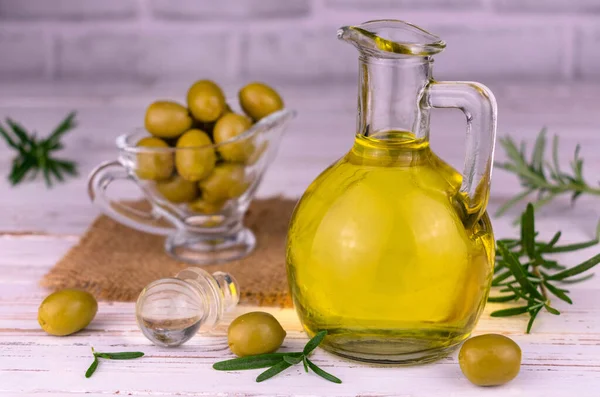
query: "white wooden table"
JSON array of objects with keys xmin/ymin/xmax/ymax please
[{"xmin": 1, "ymin": 81, "xmax": 600, "ymax": 396}]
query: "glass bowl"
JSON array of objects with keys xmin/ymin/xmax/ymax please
[{"xmin": 88, "ymin": 108, "xmax": 295, "ymax": 265}]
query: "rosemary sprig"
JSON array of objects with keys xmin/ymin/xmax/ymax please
[
  {"xmin": 0, "ymin": 112, "xmax": 78, "ymax": 187},
  {"xmin": 85, "ymin": 347, "xmax": 144, "ymax": 378},
  {"xmin": 214, "ymin": 330, "xmax": 341, "ymax": 384},
  {"xmin": 495, "ymin": 129, "xmax": 600, "ymax": 217},
  {"xmin": 489, "ymin": 203, "xmax": 600, "ymax": 333}
]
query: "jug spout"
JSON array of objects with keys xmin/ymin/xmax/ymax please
[
  {"xmin": 339, "ymin": 20, "xmax": 446, "ymax": 139},
  {"xmin": 338, "ymin": 20, "xmax": 446, "ymax": 58}
]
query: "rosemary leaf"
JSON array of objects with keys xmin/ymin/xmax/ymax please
[
  {"xmin": 496, "ymin": 129, "xmax": 600, "ymax": 216},
  {"xmin": 543, "ymin": 281, "xmax": 572, "ymax": 304},
  {"xmin": 283, "ymin": 355, "xmax": 304, "ymax": 365},
  {"xmin": 94, "ymin": 352, "xmax": 144, "ymax": 360},
  {"xmin": 526, "ymin": 307, "xmax": 542, "ymax": 334},
  {"xmin": 306, "ymin": 359, "xmax": 342, "ymax": 384},
  {"xmin": 545, "ymin": 305, "xmax": 561, "ymax": 315},
  {"xmin": 213, "ymin": 352, "xmax": 302, "ymax": 371},
  {"xmin": 487, "ymin": 294, "xmax": 518, "ymax": 303},
  {"xmin": 498, "ymin": 242, "xmax": 544, "ymax": 301},
  {"xmin": 85, "ymin": 357, "xmax": 99, "ymax": 378},
  {"xmin": 491, "ymin": 203, "xmax": 600, "ymax": 332},
  {"xmin": 0, "ymin": 113, "xmax": 78, "ymax": 187},
  {"xmin": 303, "ymin": 331, "xmax": 327, "ymax": 356},
  {"xmin": 490, "ymin": 306, "xmax": 530, "ymax": 317},
  {"xmin": 545, "ymin": 254, "xmax": 600, "ymax": 281},
  {"xmin": 256, "ymin": 360, "xmax": 293, "ymax": 383}
]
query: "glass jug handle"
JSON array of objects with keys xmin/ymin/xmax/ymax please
[{"xmin": 425, "ymin": 81, "xmax": 497, "ymax": 224}]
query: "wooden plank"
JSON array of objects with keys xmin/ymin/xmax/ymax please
[{"xmin": 0, "ymin": 236, "xmax": 599, "ymax": 395}]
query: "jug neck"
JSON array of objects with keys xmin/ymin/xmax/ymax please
[{"xmin": 357, "ymin": 55, "xmax": 432, "ymax": 141}]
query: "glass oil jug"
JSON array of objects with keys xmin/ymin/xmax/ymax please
[{"xmin": 286, "ymin": 20, "xmax": 497, "ymax": 364}]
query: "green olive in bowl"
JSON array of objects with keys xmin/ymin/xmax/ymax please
[
  {"xmin": 145, "ymin": 101, "xmax": 193, "ymax": 139},
  {"xmin": 459, "ymin": 334, "xmax": 521, "ymax": 386},
  {"xmin": 199, "ymin": 163, "xmax": 248, "ymax": 204},
  {"xmin": 38, "ymin": 289, "xmax": 98, "ymax": 336},
  {"xmin": 227, "ymin": 312, "xmax": 286, "ymax": 357},
  {"xmin": 187, "ymin": 80, "xmax": 227, "ymax": 123},
  {"xmin": 239, "ymin": 82, "xmax": 284, "ymax": 121},
  {"xmin": 175, "ymin": 129, "xmax": 216, "ymax": 181},
  {"xmin": 188, "ymin": 198, "xmax": 225, "ymax": 214},
  {"xmin": 135, "ymin": 137, "xmax": 174, "ymax": 180},
  {"xmin": 213, "ymin": 113, "xmax": 254, "ymax": 163},
  {"xmin": 156, "ymin": 175, "xmax": 199, "ymax": 203}
]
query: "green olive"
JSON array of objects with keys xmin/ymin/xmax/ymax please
[
  {"xmin": 188, "ymin": 197, "xmax": 225, "ymax": 214},
  {"xmin": 175, "ymin": 129, "xmax": 216, "ymax": 181},
  {"xmin": 245, "ymin": 141, "xmax": 268, "ymax": 166},
  {"xmin": 459, "ymin": 334, "xmax": 521, "ymax": 386},
  {"xmin": 239, "ymin": 82, "xmax": 284, "ymax": 121},
  {"xmin": 227, "ymin": 312, "xmax": 286, "ymax": 357},
  {"xmin": 135, "ymin": 137, "xmax": 174, "ymax": 180},
  {"xmin": 145, "ymin": 101, "xmax": 193, "ymax": 138},
  {"xmin": 155, "ymin": 175, "xmax": 198, "ymax": 203},
  {"xmin": 38, "ymin": 289, "xmax": 98, "ymax": 336},
  {"xmin": 187, "ymin": 80, "xmax": 226, "ymax": 123},
  {"xmin": 213, "ymin": 113, "xmax": 255, "ymax": 163},
  {"xmin": 199, "ymin": 163, "xmax": 248, "ymax": 204}
]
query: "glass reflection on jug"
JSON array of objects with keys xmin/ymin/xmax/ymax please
[{"xmin": 286, "ymin": 20, "xmax": 497, "ymax": 364}]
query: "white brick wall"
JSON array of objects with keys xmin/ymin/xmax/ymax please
[{"xmin": 0, "ymin": 0, "xmax": 598, "ymax": 84}]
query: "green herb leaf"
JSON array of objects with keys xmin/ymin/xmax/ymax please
[
  {"xmin": 85, "ymin": 357, "xmax": 99, "ymax": 378},
  {"xmin": 545, "ymin": 305, "xmax": 561, "ymax": 315},
  {"xmin": 494, "ymin": 188, "xmax": 534, "ymax": 217},
  {"xmin": 559, "ymin": 274, "xmax": 594, "ymax": 284},
  {"xmin": 94, "ymin": 352, "xmax": 144, "ymax": 360},
  {"xmin": 526, "ymin": 306, "xmax": 542, "ymax": 334},
  {"xmin": 283, "ymin": 355, "xmax": 304, "ymax": 365},
  {"xmin": 214, "ymin": 328, "xmax": 340, "ymax": 384},
  {"xmin": 521, "ymin": 204, "xmax": 536, "ymax": 258},
  {"xmin": 542, "ymin": 239, "xmax": 599, "ymax": 254},
  {"xmin": 487, "ymin": 294, "xmax": 518, "ymax": 303},
  {"xmin": 303, "ymin": 331, "xmax": 327, "ymax": 356},
  {"xmin": 490, "ymin": 203, "xmax": 599, "ymax": 333},
  {"xmin": 256, "ymin": 360, "xmax": 293, "ymax": 383},
  {"xmin": 496, "ymin": 129, "xmax": 600, "ymax": 216},
  {"xmin": 498, "ymin": 242, "xmax": 544, "ymax": 301},
  {"xmin": 546, "ymin": 254, "xmax": 600, "ymax": 281},
  {"xmin": 0, "ymin": 113, "xmax": 78, "ymax": 187},
  {"xmin": 306, "ymin": 359, "xmax": 342, "ymax": 384},
  {"xmin": 491, "ymin": 271, "xmax": 513, "ymax": 287},
  {"xmin": 490, "ymin": 306, "xmax": 530, "ymax": 317},
  {"xmin": 213, "ymin": 352, "xmax": 303, "ymax": 371},
  {"xmin": 543, "ymin": 281, "xmax": 572, "ymax": 304}
]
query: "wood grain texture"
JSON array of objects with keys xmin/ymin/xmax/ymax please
[{"xmin": 0, "ymin": 82, "xmax": 600, "ymax": 396}]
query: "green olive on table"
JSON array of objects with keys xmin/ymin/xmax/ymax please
[
  {"xmin": 199, "ymin": 163, "xmax": 248, "ymax": 204},
  {"xmin": 144, "ymin": 101, "xmax": 193, "ymax": 138},
  {"xmin": 213, "ymin": 113, "xmax": 254, "ymax": 163},
  {"xmin": 228, "ymin": 312, "xmax": 286, "ymax": 357},
  {"xmin": 459, "ymin": 334, "xmax": 521, "ymax": 386},
  {"xmin": 38, "ymin": 289, "xmax": 98, "ymax": 336},
  {"xmin": 156, "ymin": 175, "xmax": 198, "ymax": 203},
  {"xmin": 239, "ymin": 82, "xmax": 284, "ymax": 121},
  {"xmin": 187, "ymin": 80, "xmax": 227, "ymax": 123},
  {"xmin": 135, "ymin": 137, "xmax": 173, "ymax": 180},
  {"xmin": 175, "ymin": 129, "xmax": 216, "ymax": 181}
]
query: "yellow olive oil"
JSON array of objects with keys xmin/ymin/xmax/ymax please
[{"xmin": 286, "ymin": 132, "xmax": 495, "ymax": 363}]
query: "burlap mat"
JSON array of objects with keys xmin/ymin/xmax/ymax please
[{"xmin": 41, "ymin": 198, "xmax": 296, "ymax": 307}]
